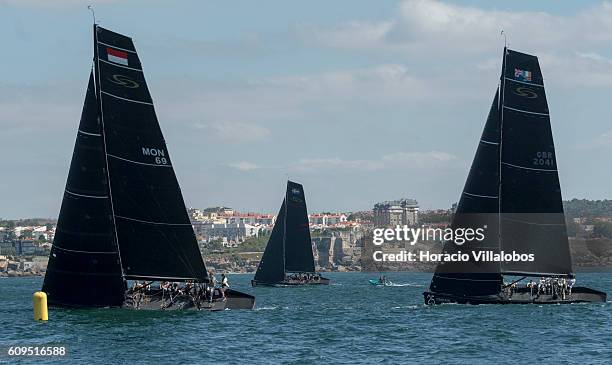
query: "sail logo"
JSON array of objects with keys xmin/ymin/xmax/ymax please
[
  {"xmin": 514, "ymin": 68, "xmax": 532, "ymax": 82},
  {"xmin": 513, "ymin": 86, "xmax": 538, "ymax": 99},
  {"xmin": 142, "ymin": 147, "xmax": 168, "ymax": 165},
  {"xmin": 289, "ymin": 187, "xmax": 303, "ymax": 202},
  {"xmin": 108, "ymin": 74, "xmax": 139, "ymax": 89}
]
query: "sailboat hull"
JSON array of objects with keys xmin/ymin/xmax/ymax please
[
  {"xmin": 49, "ymin": 288, "xmax": 253, "ymax": 311},
  {"xmin": 251, "ymin": 277, "xmax": 330, "ymax": 287},
  {"xmin": 423, "ymin": 286, "xmax": 606, "ymax": 305},
  {"xmin": 224, "ymin": 289, "xmax": 256, "ymax": 309},
  {"xmin": 123, "ymin": 289, "xmax": 226, "ymax": 311}
]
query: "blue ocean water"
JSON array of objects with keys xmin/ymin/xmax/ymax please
[{"xmin": 1, "ymin": 272, "xmax": 610, "ymax": 364}]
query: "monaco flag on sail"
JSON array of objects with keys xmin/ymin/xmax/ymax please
[{"xmin": 107, "ymin": 47, "xmax": 128, "ymax": 66}]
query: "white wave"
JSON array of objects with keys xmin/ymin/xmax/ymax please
[
  {"xmin": 388, "ymin": 283, "xmax": 424, "ymax": 287},
  {"xmin": 391, "ymin": 305, "xmax": 418, "ymax": 309},
  {"xmin": 254, "ymin": 306, "xmax": 279, "ymax": 311}
]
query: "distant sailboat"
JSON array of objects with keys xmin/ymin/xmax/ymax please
[
  {"xmin": 252, "ymin": 181, "xmax": 330, "ymax": 286},
  {"xmin": 423, "ymin": 48, "xmax": 606, "ymax": 305},
  {"xmin": 42, "ymin": 24, "xmax": 255, "ymax": 310}
]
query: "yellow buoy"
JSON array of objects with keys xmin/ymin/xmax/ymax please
[{"xmin": 33, "ymin": 291, "xmax": 48, "ymax": 321}]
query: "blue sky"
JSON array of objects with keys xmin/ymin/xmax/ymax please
[{"xmin": 1, "ymin": 0, "xmax": 612, "ymax": 219}]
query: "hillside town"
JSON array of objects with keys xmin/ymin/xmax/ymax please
[
  {"xmin": 187, "ymin": 205, "xmax": 370, "ymax": 273},
  {"xmin": 1, "ymin": 199, "xmax": 611, "ymax": 277}
]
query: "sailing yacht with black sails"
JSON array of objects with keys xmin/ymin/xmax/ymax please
[
  {"xmin": 42, "ymin": 25, "xmax": 255, "ymax": 310},
  {"xmin": 252, "ymin": 181, "xmax": 330, "ymax": 286},
  {"xmin": 423, "ymin": 48, "xmax": 606, "ymax": 305}
]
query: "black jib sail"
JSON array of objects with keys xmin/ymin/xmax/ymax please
[
  {"xmin": 42, "ymin": 73, "xmax": 125, "ymax": 307},
  {"xmin": 254, "ymin": 181, "xmax": 316, "ymax": 284},
  {"xmin": 43, "ymin": 25, "xmax": 210, "ymax": 306},
  {"xmin": 428, "ymin": 47, "xmax": 573, "ymax": 298},
  {"xmin": 429, "ymin": 90, "xmax": 503, "ymax": 297},
  {"xmin": 253, "ymin": 201, "xmax": 287, "ymax": 283}
]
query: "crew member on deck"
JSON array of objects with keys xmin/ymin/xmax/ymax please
[
  {"xmin": 208, "ymin": 270, "xmax": 217, "ymax": 302},
  {"xmin": 561, "ymin": 278, "xmax": 567, "ymax": 300},
  {"xmin": 569, "ymin": 277, "xmax": 576, "ymax": 295},
  {"xmin": 221, "ymin": 274, "xmax": 229, "ymax": 298},
  {"xmin": 527, "ymin": 280, "xmax": 535, "ymax": 296}
]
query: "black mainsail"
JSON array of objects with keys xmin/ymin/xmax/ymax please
[
  {"xmin": 253, "ymin": 181, "xmax": 325, "ymax": 286},
  {"xmin": 93, "ymin": 26, "xmax": 206, "ymax": 282},
  {"xmin": 498, "ymin": 49, "xmax": 572, "ymax": 277},
  {"xmin": 425, "ymin": 48, "xmax": 606, "ymax": 304},
  {"xmin": 43, "ymin": 25, "xmax": 209, "ymax": 306},
  {"xmin": 284, "ymin": 181, "xmax": 316, "ymax": 273}
]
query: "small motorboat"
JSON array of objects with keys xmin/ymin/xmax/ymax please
[{"xmin": 369, "ymin": 279, "xmax": 393, "ymax": 286}]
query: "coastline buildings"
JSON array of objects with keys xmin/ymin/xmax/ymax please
[
  {"xmin": 0, "ymin": 240, "xmax": 49, "ymax": 256},
  {"xmin": 188, "ymin": 208, "xmax": 275, "ymax": 226},
  {"xmin": 373, "ymin": 198, "xmax": 419, "ymax": 227},
  {"xmin": 188, "ymin": 208, "xmax": 275, "ymax": 245},
  {"xmin": 192, "ymin": 222, "xmax": 263, "ymax": 245},
  {"xmin": 309, "ymin": 213, "xmax": 348, "ymax": 227},
  {"xmin": 188, "ymin": 206, "xmax": 360, "ymax": 245},
  {"xmin": 0, "ymin": 224, "xmax": 55, "ymax": 256},
  {"xmin": 3, "ymin": 225, "xmax": 55, "ymax": 241}
]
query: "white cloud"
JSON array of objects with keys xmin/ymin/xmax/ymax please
[
  {"xmin": 574, "ymin": 129, "xmax": 612, "ymax": 150},
  {"xmin": 228, "ymin": 151, "xmax": 465, "ymax": 174},
  {"xmin": 0, "ymin": 81, "xmax": 84, "ymax": 135},
  {"xmin": 228, "ymin": 161, "xmax": 260, "ymax": 171},
  {"xmin": 294, "ymin": 150, "xmax": 463, "ymax": 174},
  {"xmin": 381, "ymin": 151, "xmax": 458, "ymax": 167},
  {"xmin": 595, "ymin": 131, "xmax": 612, "ymax": 146},
  {"xmin": 0, "ymin": 103, "xmax": 78, "ymax": 134},
  {"xmin": 193, "ymin": 121, "xmax": 271, "ymax": 143},
  {"xmin": 297, "ymin": 21, "xmax": 392, "ymax": 49},
  {"xmin": 291, "ymin": 157, "xmax": 380, "ymax": 173},
  {"xmin": 296, "ymin": 0, "xmax": 612, "ymax": 89},
  {"xmin": 301, "ymin": 0, "xmax": 612, "ymax": 54},
  {"xmin": 232, "ymin": 151, "xmax": 461, "ymax": 174},
  {"xmin": 135, "ymin": 1, "xmax": 612, "ymax": 136},
  {"xmin": 250, "ymin": 63, "xmax": 446, "ymax": 104}
]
